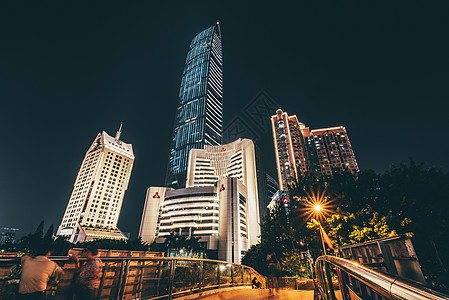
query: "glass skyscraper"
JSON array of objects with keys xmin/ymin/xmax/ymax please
[{"xmin": 166, "ymin": 23, "xmax": 223, "ymax": 188}]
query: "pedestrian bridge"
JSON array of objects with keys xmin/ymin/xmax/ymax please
[
  {"xmin": 188, "ymin": 287, "xmax": 314, "ymax": 299},
  {"xmin": 1, "ymin": 255, "xmax": 448, "ymax": 300}
]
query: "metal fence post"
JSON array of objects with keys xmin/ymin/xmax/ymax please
[
  {"xmin": 118, "ymin": 260, "xmax": 130, "ymax": 300},
  {"xmin": 97, "ymin": 262, "xmax": 109, "ymax": 299},
  {"xmin": 324, "ymin": 262, "xmax": 336, "ymax": 300},
  {"xmin": 167, "ymin": 260, "xmax": 176, "ymax": 300},
  {"xmin": 231, "ymin": 265, "xmax": 234, "ymax": 286},
  {"xmin": 198, "ymin": 260, "xmax": 203, "ymax": 293},
  {"xmin": 377, "ymin": 241, "xmax": 398, "ymax": 275},
  {"xmin": 137, "ymin": 260, "xmax": 145, "ymax": 299},
  {"xmin": 217, "ymin": 263, "xmax": 221, "ymax": 288},
  {"xmin": 114, "ymin": 261, "xmax": 126, "ymax": 300}
]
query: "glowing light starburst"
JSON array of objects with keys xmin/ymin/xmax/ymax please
[{"xmin": 296, "ymin": 187, "xmax": 337, "ymax": 224}]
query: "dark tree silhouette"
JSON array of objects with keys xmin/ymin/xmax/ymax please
[{"xmin": 43, "ymin": 224, "xmax": 54, "ymax": 241}]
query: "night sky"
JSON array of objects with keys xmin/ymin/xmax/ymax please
[{"xmin": 1, "ymin": 1, "xmax": 448, "ymax": 238}]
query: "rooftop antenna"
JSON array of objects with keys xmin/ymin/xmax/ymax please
[
  {"xmin": 115, "ymin": 124, "xmax": 122, "ymax": 140},
  {"xmin": 216, "ymin": 21, "xmax": 222, "ymax": 38}
]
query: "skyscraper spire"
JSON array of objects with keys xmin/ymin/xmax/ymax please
[{"xmin": 115, "ymin": 124, "xmax": 122, "ymax": 140}]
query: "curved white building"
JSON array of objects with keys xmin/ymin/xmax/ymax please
[
  {"xmin": 139, "ymin": 138, "xmax": 260, "ymax": 263},
  {"xmin": 158, "ymin": 187, "xmax": 219, "ymax": 238}
]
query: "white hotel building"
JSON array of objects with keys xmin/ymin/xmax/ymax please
[
  {"xmin": 139, "ymin": 138, "xmax": 260, "ymax": 263},
  {"xmin": 56, "ymin": 127, "xmax": 134, "ymax": 243}
]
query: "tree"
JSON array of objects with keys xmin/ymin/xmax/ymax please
[
  {"xmin": 184, "ymin": 236, "xmax": 203, "ymax": 256},
  {"xmin": 43, "ymin": 224, "xmax": 54, "ymax": 241},
  {"xmin": 17, "ymin": 220, "xmax": 47, "ymax": 254},
  {"xmin": 375, "ymin": 160, "xmax": 449, "ymax": 288},
  {"xmin": 77, "ymin": 237, "xmax": 150, "ymax": 251},
  {"xmin": 126, "ymin": 237, "xmax": 150, "ymax": 251},
  {"xmin": 281, "ymin": 250, "xmax": 312, "ymax": 278},
  {"xmin": 243, "ymin": 198, "xmax": 318, "ymax": 275},
  {"xmin": 34, "ymin": 221, "xmax": 44, "ymax": 238},
  {"xmin": 241, "ymin": 244, "xmax": 271, "ymax": 276},
  {"xmin": 243, "ymin": 162, "xmax": 449, "ymax": 287}
]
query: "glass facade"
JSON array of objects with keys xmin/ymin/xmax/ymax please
[{"xmin": 166, "ymin": 23, "xmax": 223, "ymax": 188}]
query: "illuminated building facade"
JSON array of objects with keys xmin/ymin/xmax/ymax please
[
  {"xmin": 306, "ymin": 126, "xmax": 359, "ymax": 176},
  {"xmin": 271, "ymin": 109, "xmax": 358, "ymax": 189},
  {"xmin": 56, "ymin": 126, "xmax": 134, "ymax": 243},
  {"xmin": 140, "ymin": 138, "xmax": 260, "ymax": 263},
  {"xmin": 166, "ymin": 23, "xmax": 223, "ymax": 189},
  {"xmin": 271, "ymin": 109, "xmax": 309, "ymax": 190},
  {"xmin": 266, "ymin": 174, "xmax": 280, "ymax": 201}
]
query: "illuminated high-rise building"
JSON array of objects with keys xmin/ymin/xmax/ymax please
[
  {"xmin": 166, "ymin": 23, "xmax": 223, "ymax": 189},
  {"xmin": 271, "ymin": 109, "xmax": 358, "ymax": 189},
  {"xmin": 305, "ymin": 126, "xmax": 359, "ymax": 176},
  {"xmin": 140, "ymin": 138, "xmax": 260, "ymax": 263},
  {"xmin": 56, "ymin": 126, "xmax": 134, "ymax": 243},
  {"xmin": 271, "ymin": 109, "xmax": 309, "ymax": 190}
]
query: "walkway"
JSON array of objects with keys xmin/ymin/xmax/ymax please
[{"xmin": 192, "ymin": 288, "xmax": 314, "ymax": 299}]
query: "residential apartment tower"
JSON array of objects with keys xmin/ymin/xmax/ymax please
[{"xmin": 271, "ymin": 109, "xmax": 358, "ymax": 189}]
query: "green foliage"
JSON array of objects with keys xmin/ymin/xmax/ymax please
[
  {"xmin": 4, "ymin": 221, "xmax": 152, "ymax": 255},
  {"xmin": 149, "ymin": 240, "xmax": 166, "ymax": 252},
  {"xmin": 281, "ymin": 250, "xmax": 312, "ymax": 278},
  {"xmin": 77, "ymin": 237, "xmax": 150, "ymax": 251},
  {"xmin": 316, "ymin": 209, "xmax": 356, "ymax": 246},
  {"xmin": 349, "ymin": 212, "xmax": 397, "ymax": 243},
  {"xmin": 301, "ymin": 168, "xmax": 408, "ymax": 247},
  {"xmin": 242, "ymin": 198, "xmax": 320, "ymax": 276},
  {"xmin": 150, "ymin": 233, "xmax": 204, "ymax": 257},
  {"xmin": 308, "ymin": 208, "xmax": 398, "ymax": 247},
  {"xmin": 241, "ymin": 244, "xmax": 271, "ymax": 275}
]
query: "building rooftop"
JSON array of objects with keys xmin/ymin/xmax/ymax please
[
  {"xmin": 102, "ymin": 130, "xmax": 134, "ymax": 158},
  {"xmin": 80, "ymin": 225, "xmax": 127, "ymax": 241}
]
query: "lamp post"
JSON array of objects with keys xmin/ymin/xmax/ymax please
[
  {"xmin": 318, "ymin": 223, "xmax": 327, "ymax": 256},
  {"xmin": 312, "ymin": 204, "xmax": 327, "ymax": 255}
]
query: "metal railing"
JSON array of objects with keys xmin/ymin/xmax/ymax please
[
  {"xmin": 0, "ymin": 256, "xmax": 265, "ymax": 300},
  {"xmin": 314, "ymin": 255, "xmax": 449, "ymax": 300}
]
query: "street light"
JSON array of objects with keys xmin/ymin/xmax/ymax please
[
  {"xmin": 295, "ymin": 188, "xmax": 336, "ymax": 255},
  {"xmin": 312, "ymin": 205, "xmax": 328, "ymax": 256},
  {"xmin": 297, "ymin": 187, "xmax": 334, "ymax": 224}
]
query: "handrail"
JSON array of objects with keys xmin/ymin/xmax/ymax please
[
  {"xmin": 0, "ymin": 255, "xmax": 257, "ymax": 268},
  {"xmin": 0, "ymin": 256, "xmax": 265, "ymax": 300},
  {"xmin": 315, "ymin": 255, "xmax": 449, "ymax": 300}
]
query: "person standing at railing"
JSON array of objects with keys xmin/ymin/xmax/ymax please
[
  {"xmin": 70, "ymin": 247, "xmax": 103, "ymax": 300},
  {"xmin": 18, "ymin": 246, "xmax": 64, "ymax": 300}
]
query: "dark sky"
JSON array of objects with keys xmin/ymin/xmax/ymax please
[{"xmin": 1, "ymin": 1, "xmax": 448, "ymax": 238}]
